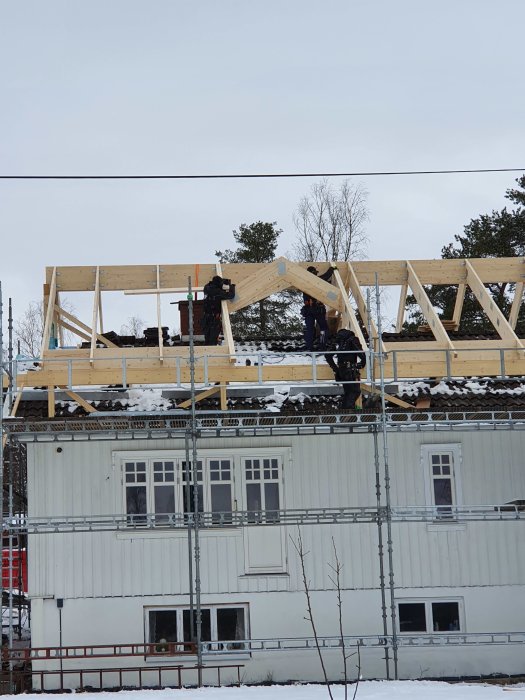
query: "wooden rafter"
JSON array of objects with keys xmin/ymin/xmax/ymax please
[
  {"xmin": 156, "ymin": 265, "xmax": 164, "ymax": 364},
  {"xmin": 465, "ymin": 260, "xmax": 523, "ymax": 348},
  {"xmin": 216, "ymin": 262, "xmax": 235, "ymax": 359},
  {"xmin": 59, "ymin": 387, "xmax": 97, "ymax": 413},
  {"xmin": 90, "ymin": 267, "xmax": 101, "ymax": 365},
  {"xmin": 396, "ymin": 284, "xmax": 408, "ymax": 333},
  {"xmin": 452, "ymin": 283, "xmax": 466, "ymax": 330},
  {"xmin": 54, "ymin": 306, "xmax": 118, "ymax": 348},
  {"xmin": 407, "ymin": 262, "xmax": 454, "ymax": 349},
  {"xmin": 41, "ymin": 267, "xmax": 57, "ymax": 358},
  {"xmin": 332, "ymin": 268, "xmax": 367, "ymax": 348},
  {"xmin": 177, "ymin": 385, "xmax": 222, "ymax": 409},
  {"xmin": 509, "ymin": 282, "xmax": 524, "ymax": 330}
]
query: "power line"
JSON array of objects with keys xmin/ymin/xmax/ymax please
[{"xmin": 0, "ymin": 167, "xmax": 524, "ymax": 181}]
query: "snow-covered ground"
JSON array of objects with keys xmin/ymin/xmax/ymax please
[{"xmin": 3, "ymin": 682, "xmax": 524, "ymax": 700}]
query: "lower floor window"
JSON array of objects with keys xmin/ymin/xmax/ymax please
[
  {"xmin": 398, "ymin": 599, "xmax": 462, "ymax": 633},
  {"xmin": 147, "ymin": 604, "xmax": 248, "ymax": 652}
]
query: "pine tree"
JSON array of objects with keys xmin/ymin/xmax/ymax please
[
  {"xmin": 405, "ymin": 176, "xmax": 525, "ymax": 334},
  {"xmin": 216, "ymin": 222, "xmax": 303, "ymax": 339}
]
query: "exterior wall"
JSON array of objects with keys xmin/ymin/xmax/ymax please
[{"xmin": 26, "ymin": 429, "xmax": 525, "ymax": 686}]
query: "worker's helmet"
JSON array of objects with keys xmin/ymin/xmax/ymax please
[
  {"xmin": 307, "ymin": 265, "xmax": 319, "ymax": 275},
  {"xmin": 212, "ymin": 275, "xmax": 223, "ymax": 285}
]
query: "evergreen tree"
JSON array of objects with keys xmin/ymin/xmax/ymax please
[
  {"xmin": 405, "ymin": 176, "xmax": 525, "ymax": 334},
  {"xmin": 216, "ymin": 222, "xmax": 303, "ymax": 339}
]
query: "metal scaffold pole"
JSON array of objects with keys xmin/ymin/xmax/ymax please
[
  {"xmin": 367, "ymin": 289, "xmax": 390, "ymax": 680},
  {"xmin": 375, "ymin": 276, "xmax": 398, "ymax": 679},
  {"xmin": 187, "ymin": 277, "xmax": 203, "ymax": 684}
]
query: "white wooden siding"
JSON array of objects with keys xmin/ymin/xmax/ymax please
[{"xmin": 27, "ymin": 431, "xmax": 525, "ymax": 599}]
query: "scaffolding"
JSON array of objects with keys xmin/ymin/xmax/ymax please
[{"xmin": 2, "ymin": 259, "xmax": 525, "ymax": 690}]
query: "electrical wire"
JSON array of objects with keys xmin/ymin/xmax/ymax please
[{"xmin": 0, "ymin": 168, "xmax": 524, "ymax": 180}]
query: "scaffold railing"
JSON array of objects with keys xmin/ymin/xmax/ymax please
[
  {"xmin": 5, "ymin": 408, "xmax": 525, "ymax": 441},
  {"xmin": 4, "ymin": 504, "xmax": 524, "ymax": 535}
]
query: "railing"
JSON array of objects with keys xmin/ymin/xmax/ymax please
[
  {"xmin": 6, "ymin": 408, "xmax": 525, "ymax": 441},
  {"xmin": 5, "ymin": 663, "xmax": 243, "ymax": 693},
  {"xmin": 4, "ymin": 504, "xmax": 524, "ymax": 535}
]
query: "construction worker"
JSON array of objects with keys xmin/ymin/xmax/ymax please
[
  {"xmin": 325, "ymin": 329, "xmax": 366, "ymax": 409},
  {"xmin": 202, "ymin": 275, "xmax": 236, "ymax": 345},
  {"xmin": 302, "ymin": 265, "xmax": 336, "ymax": 351}
]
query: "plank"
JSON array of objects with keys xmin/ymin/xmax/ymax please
[
  {"xmin": 452, "ymin": 283, "xmax": 466, "ymax": 329},
  {"xmin": 396, "ymin": 284, "xmax": 408, "ymax": 333},
  {"xmin": 406, "ymin": 261, "xmax": 454, "ymax": 349},
  {"xmin": 59, "ymin": 387, "xmax": 97, "ymax": 413},
  {"xmin": 331, "ymin": 268, "xmax": 367, "ymax": 347},
  {"xmin": 156, "ymin": 265, "xmax": 163, "ymax": 364},
  {"xmin": 47, "ymin": 385, "xmax": 55, "ymax": 418},
  {"xmin": 346, "ymin": 262, "xmax": 383, "ymax": 351},
  {"xmin": 177, "ymin": 385, "xmax": 221, "ymax": 409},
  {"xmin": 509, "ymin": 282, "xmax": 524, "ymax": 330},
  {"xmin": 90, "ymin": 267, "xmax": 100, "ymax": 365},
  {"xmin": 360, "ymin": 383, "xmax": 413, "ymax": 409},
  {"xmin": 40, "ymin": 267, "xmax": 57, "ymax": 358},
  {"xmin": 54, "ymin": 306, "xmax": 118, "ymax": 348},
  {"xmin": 216, "ymin": 262, "xmax": 236, "ymax": 358},
  {"xmin": 465, "ymin": 260, "xmax": 524, "ymax": 347}
]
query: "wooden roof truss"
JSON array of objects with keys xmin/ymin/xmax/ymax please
[{"xmin": 10, "ymin": 256, "xmax": 525, "ymax": 415}]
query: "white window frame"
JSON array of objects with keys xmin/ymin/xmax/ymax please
[
  {"xmin": 421, "ymin": 444, "xmax": 463, "ymax": 519},
  {"xmin": 144, "ymin": 603, "xmax": 250, "ymax": 655},
  {"xmin": 397, "ymin": 597, "xmax": 464, "ymax": 634},
  {"xmin": 115, "ymin": 448, "xmax": 287, "ymax": 528}
]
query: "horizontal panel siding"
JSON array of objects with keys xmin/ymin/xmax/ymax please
[{"xmin": 27, "ymin": 430, "xmax": 525, "ymax": 599}]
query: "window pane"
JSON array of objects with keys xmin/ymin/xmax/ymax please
[
  {"xmin": 126, "ymin": 486, "xmax": 147, "ymax": 523},
  {"xmin": 433, "ymin": 478, "xmax": 452, "ymax": 506},
  {"xmin": 183, "ymin": 609, "xmax": 211, "ymax": 643},
  {"xmin": 217, "ymin": 608, "xmax": 245, "ymax": 649},
  {"xmin": 183, "ymin": 485, "xmax": 204, "ymax": 519},
  {"xmin": 265, "ymin": 482, "xmax": 280, "ymax": 522},
  {"xmin": 432, "ymin": 602, "xmax": 460, "ymax": 632},
  {"xmin": 398, "ymin": 603, "xmax": 426, "ymax": 632},
  {"xmin": 154, "ymin": 485, "xmax": 175, "ymax": 521},
  {"xmin": 149, "ymin": 610, "xmax": 177, "ymax": 644},
  {"xmin": 211, "ymin": 484, "xmax": 232, "ymax": 523}
]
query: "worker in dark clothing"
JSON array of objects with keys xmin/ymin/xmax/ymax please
[
  {"xmin": 202, "ymin": 275, "xmax": 236, "ymax": 345},
  {"xmin": 302, "ymin": 265, "xmax": 336, "ymax": 351},
  {"xmin": 325, "ymin": 329, "xmax": 366, "ymax": 409}
]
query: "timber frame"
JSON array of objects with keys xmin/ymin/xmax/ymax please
[{"xmin": 10, "ymin": 257, "xmax": 525, "ymax": 416}]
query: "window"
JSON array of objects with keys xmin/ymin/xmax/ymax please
[
  {"xmin": 421, "ymin": 444, "xmax": 462, "ymax": 519},
  {"xmin": 398, "ymin": 599, "xmax": 462, "ymax": 633},
  {"xmin": 123, "ymin": 456, "xmax": 233, "ymax": 526},
  {"xmin": 245, "ymin": 457, "xmax": 281, "ymax": 523},
  {"xmin": 146, "ymin": 605, "xmax": 248, "ymax": 653}
]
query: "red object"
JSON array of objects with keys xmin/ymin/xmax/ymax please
[
  {"xmin": 178, "ymin": 299, "xmax": 205, "ymax": 336},
  {"xmin": 2, "ymin": 549, "xmax": 27, "ymax": 593}
]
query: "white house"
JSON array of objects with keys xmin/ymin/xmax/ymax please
[{"xmin": 14, "ymin": 399, "xmax": 525, "ymax": 690}]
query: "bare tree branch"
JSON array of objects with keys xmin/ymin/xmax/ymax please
[
  {"xmin": 291, "ymin": 530, "xmax": 334, "ymax": 700},
  {"xmin": 293, "ymin": 179, "xmax": 369, "ymax": 263}
]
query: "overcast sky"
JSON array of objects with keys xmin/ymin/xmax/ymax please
[{"xmin": 1, "ymin": 0, "xmax": 524, "ymax": 333}]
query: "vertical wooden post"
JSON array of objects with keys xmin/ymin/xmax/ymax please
[{"xmin": 48, "ymin": 385, "xmax": 55, "ymax": 418}]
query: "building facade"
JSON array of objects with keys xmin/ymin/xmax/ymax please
[{"xmin": 23, "ymin": 419, "xmax": 525, "ymax": 688}]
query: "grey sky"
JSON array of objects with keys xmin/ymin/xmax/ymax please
[{"xmin": 1, "ymin": 0, "xmax": 524, "ymax": 333}]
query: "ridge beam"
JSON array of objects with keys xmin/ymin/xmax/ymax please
[
  {"xmin": 465, "ymin": 260, "xmax": 524, "ymax": 348},
  {"xmin": 54, "ymin": 306, "xmax": 118, "ymax": 349},
  {"xmin": 407, "ymin": 261, "xmax": 454, "ymax": 349}
]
